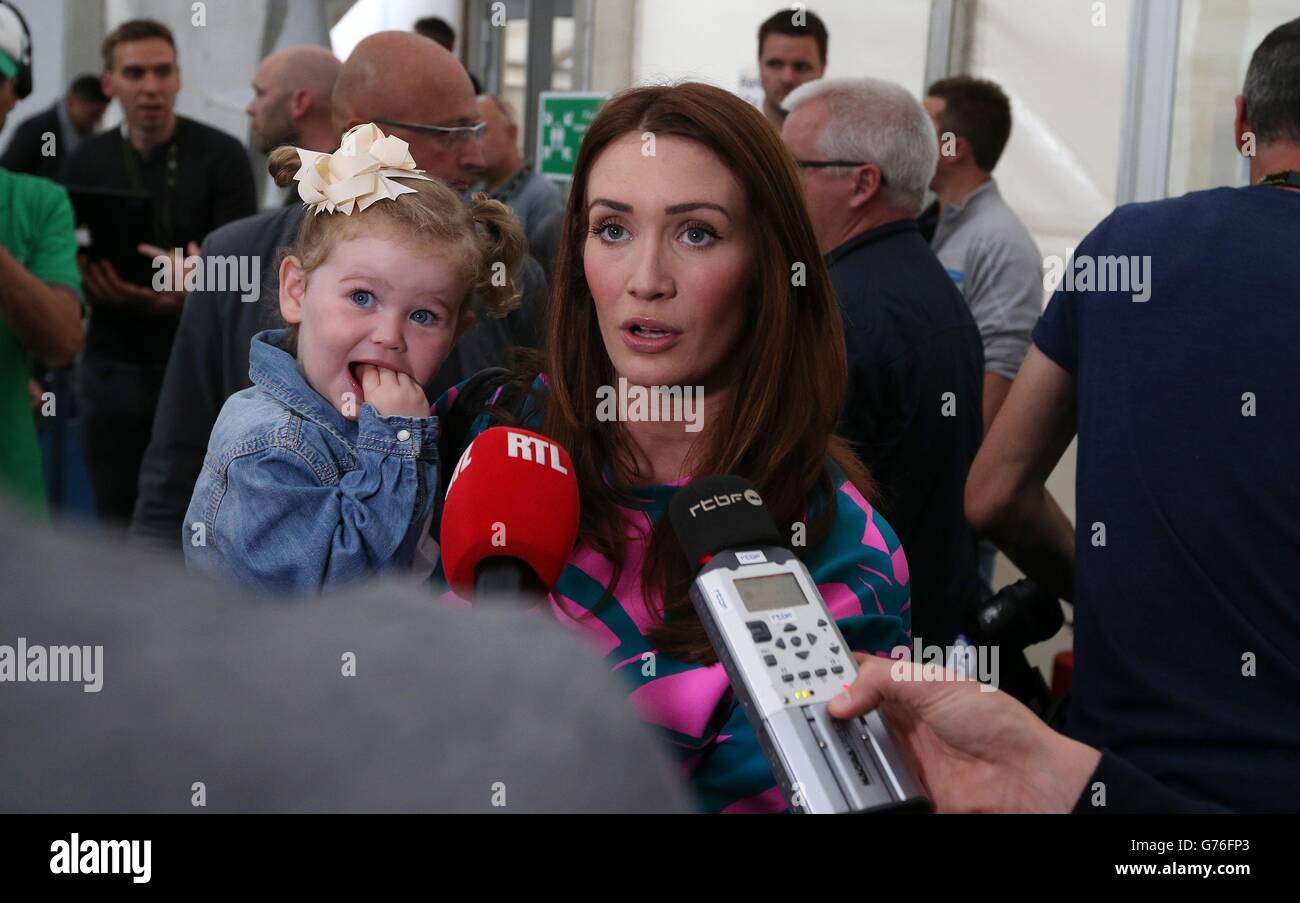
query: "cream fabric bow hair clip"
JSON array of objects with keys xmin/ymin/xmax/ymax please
[{"xmin": 292, "ymin": 122, "xmax": 434, "ymax": 215}]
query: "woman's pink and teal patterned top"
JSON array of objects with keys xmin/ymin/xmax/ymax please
[{"xmin": 434, "ymin": 376, "xmax": 912, "ymax": 813}]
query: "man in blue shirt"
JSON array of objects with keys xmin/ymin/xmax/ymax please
[{"xmin": 966, "ymin": 17, "xmax": 1300, "ymax": 812}]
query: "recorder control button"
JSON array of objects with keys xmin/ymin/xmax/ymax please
[
  {"xmin": 815, "ymin": 668, "xmax": 828, "ymax": 677},
  {"xmin": 783, "ymin": 623, "xmax": 797, "ymax": 633},
  {"xmin": 817, "ymin": 619, "xmax": 828, "ymax": 627},
  {"xmin": 806, "ymin": 633, "xmax": 817, "ymax": 645},
  {"xmin": 829, "ymin": 645, "xmax": 841, "ymax": 655},
  {"xmin": 798, "ymin": 671, "xmax": 811, "ymax": 680},
  {"xmin": 774, "ymin": 639, "xmax": 786, "ymax": 650},
  {"xmin": 795, "ymin": 650, "xmax": 810, "ymax": 660},
  {"xmin": 782, "ymin": 673, "xmax": 794, "ymax": 683},
  {"xmin": 746, "ymin": 621, "xmax": 772, "ymax": 643},
  {"xmin": 790, "ymin": 636, "xmax": 802, "ymax": 647},
  {"xmin": 831, "ymin": 665, "xmax": 844, "ymax": 675},
  {"xmin": 763, "ymin": 654, "xmax": 777, "ymax": 666}
]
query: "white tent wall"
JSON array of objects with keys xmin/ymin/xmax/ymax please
[
  {"xmin": 629, "ymin": 0, "xmax": 934, "ymax": 101},
  {"xmin": 1169, "ymin": 0, "xmax": 1299, "ymax": 196},
  {"xmin": 330, "ymin": 0, "xmax": 460, "ymax": 62}
]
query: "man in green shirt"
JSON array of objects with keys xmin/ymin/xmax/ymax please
[{"xmin": 0, "ymin": 7, "xmax": 85, "ymax": 515}]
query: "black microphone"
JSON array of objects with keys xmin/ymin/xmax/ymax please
[
  {"xmin": 964, "ymin": 578, "xmax": 1065, "ymax": 718},
  {"xmin": 669, "ymin": 475, "xmax": 782, "ymax": 565},
  {"xmin": 969, "ymin": 578, "xmax": 1064, "ymax": 651}
]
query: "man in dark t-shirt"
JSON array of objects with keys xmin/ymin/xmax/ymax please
[
  {"xmin": 782, "ymin": 77, "xmax": 984, "ymax": 650},
  {"xmin": 966, "ymin": 17, "xmax": 1300, "ymax": 812},
  {"xmin": 61, "ymin": 20, "xmax": 255, "ymax": 525}
]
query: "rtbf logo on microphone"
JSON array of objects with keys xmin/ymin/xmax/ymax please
[
  {"xmin": 688, "ymin": 488, "xmax": 763, "ymax": 518},
  {"xmin": 440, "ymin": 427, "xmax": 580, "ymax": 597}
]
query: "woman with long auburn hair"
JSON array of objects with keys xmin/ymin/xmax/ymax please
[{"xmin": 436, "ymin": 82, "xmax": 911, "ymax": 813}]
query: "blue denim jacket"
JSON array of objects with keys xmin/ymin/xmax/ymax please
[{"xmin": 184, "ymin": 329, "xmax": 440, "ymax": 593}]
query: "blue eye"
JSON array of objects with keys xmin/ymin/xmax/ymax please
[
  {"xmin": 681, "ymin": 225, "xmax": 718, "ymax": 248},
  {"xmin": 410, "ymin": 309, "xmax": 438, "ymax": 326},
  {"xmin": 593, "ymin": 221, "xmax": 628, "ymax": 243},
  {"xmin": 350, "ymin": 289, "xmax": 375, "ymax": 307}
]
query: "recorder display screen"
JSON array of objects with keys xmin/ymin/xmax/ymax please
[{"xmin": 735, "ymin": 573, "xmax": 809, "ymax": 612}]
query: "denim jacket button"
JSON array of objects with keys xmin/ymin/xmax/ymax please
[{"xmin": 396, "ymin": 429, "xmax": 411, "ymax": 442}]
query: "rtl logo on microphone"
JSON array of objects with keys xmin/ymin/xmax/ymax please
[
  {"xmin": 506, "ymin": 431, "xmax": 569, "ymax": 474},
  {"xmin": 445, "ymin": 430, "xmax": 569, "ymax": 497}
]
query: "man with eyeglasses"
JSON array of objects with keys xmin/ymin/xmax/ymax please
[
  {"xmin": 781, "ymin": 78, "xmax": 985, "ymax": 654},
  {"xmin": 130, "ymin": 32, "xmax": 549, "ymax": 551}
]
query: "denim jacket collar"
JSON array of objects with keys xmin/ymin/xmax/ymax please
[{"xmin": 249, "ymin": 328, "xmax": 358, "ymax": 447}]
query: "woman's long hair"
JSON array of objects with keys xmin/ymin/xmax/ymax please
[{"xmin": 502, "ymin": 82, "xmax": 874, "ymax": 663}]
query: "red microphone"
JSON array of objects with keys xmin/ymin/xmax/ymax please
[{"xmin": 440, "ymin": 426, "xmax": 580, "ymax": 601}]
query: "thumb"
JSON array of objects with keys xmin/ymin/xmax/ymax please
[{"xmin": 829, "ymin": 652, "xmax": 902, "ymax": 719}]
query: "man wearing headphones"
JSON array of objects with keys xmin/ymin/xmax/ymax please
[{"xmin": 0, "ymin": 2, "xmax": 85, "ymax": 515}]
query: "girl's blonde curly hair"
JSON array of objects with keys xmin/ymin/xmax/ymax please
[{"xmin": 268, "ymin": 145, "xmax": 527, "ymax": 351}]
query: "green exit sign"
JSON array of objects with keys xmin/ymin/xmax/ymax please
[{"xmin": 537, "ymin": 91, "xmax": 608, "ymax": 181}]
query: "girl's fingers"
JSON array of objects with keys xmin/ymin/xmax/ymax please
[{"xmin": 402, "ymin": 374, "xmax": 428, "ymax": 402}]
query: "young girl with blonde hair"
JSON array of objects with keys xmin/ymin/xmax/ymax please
[{"xmin": 186, "ymin": 123, "xmax": 526, "ymax": 592}]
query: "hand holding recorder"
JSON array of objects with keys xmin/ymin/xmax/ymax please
[{"xmin": 669, "ymin": 475, "xmax": 929, "ymax": 814}]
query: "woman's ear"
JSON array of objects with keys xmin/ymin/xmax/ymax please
[{"xmin": 279, "ymin": 255, "xmax": 306, "ymax": 324}]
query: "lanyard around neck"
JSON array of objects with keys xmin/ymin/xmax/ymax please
[{"xmin": 1258, "ymin": 170, "xmax": 1300, "ymax": 189}]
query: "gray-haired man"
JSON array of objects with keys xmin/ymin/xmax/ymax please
[{"xmin": 781, "ymin": 77, "xmax": 984, "ymax": 651}]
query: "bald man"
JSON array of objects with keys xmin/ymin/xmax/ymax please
[
  {"xmin": 330, "ymin": 31, "xmax": 486, "ymax": 192},
  {"xmin": 245, "ymin": 45, "xmax": 340, "ymax": 154},
  {"xmin": 131, "ymin": 32, "xmax": 547, "ymax": 550}
]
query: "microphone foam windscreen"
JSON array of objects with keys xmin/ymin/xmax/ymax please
[
  {"xmin": 440, "ymin": 426, "xmax": 580, "ymax": 596},
  {"xmin": 668, "ymin": 475, "xmax": 782, "ymax": 566}
]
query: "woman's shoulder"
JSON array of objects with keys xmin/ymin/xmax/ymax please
[
  {"xmin": 803, "ymin": 467, "xmax": 910, "ymax": 617},
  {"xmin": 434, "ymin": 369, "xmax": 549, "ymax": 451},
  {"xmin": 826, "ymin": 476, "xmax": 905, "ymax": 561}
]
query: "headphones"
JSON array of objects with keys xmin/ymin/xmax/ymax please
[{"xmin": 0, "ymin": 0, "xmax": 32, "ymax": 99}]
